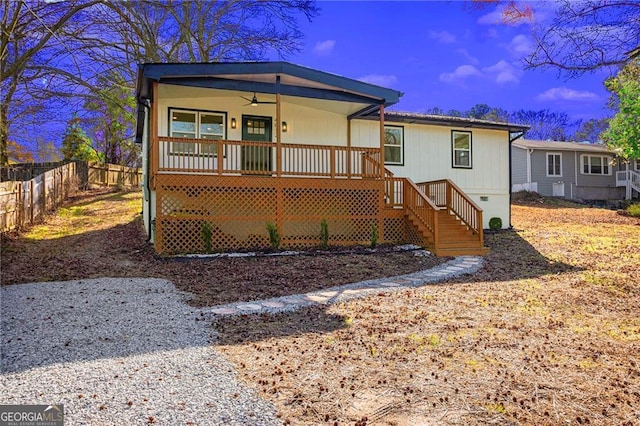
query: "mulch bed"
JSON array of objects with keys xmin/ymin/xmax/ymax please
[{"xmin": 0, "ymin": 189, "xmax": 449, "ymax": 307}]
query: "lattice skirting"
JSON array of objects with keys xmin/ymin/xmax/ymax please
[{"xmin": 154, "ymin": 174, "xmax": 411, "ymax": 254}]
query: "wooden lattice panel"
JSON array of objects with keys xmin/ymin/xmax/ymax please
[
  {"xmin": 404, "ymin": 218, "xmax": 430, "ymax": 248},
  {"xmin": 154, "ymin": 173, "xmax": 413, "ymax": 254},
  {"xmin": 383, "ymin": 216, "xmax": 406, "ymax": 244}
]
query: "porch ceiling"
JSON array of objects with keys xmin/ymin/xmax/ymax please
[
  {"xmin": 164, "ymin": 86, "xmax": 370, "ymax": 116},
  {"xmin": 137, "ymin": 62, "xmax": 402, "ymax": 109}
]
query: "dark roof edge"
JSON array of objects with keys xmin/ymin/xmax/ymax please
[
  {"xmin": 363, "ymin": 111, "xmax": 530, "ymax": 132},
  {"xmin": 137, "ymin": 61, "xmax": 403, "ymax": 104}
]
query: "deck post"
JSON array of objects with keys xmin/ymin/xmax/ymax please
[
  {"xmin": 346, "ymin": 119, "xmax": 351, "ymax": 178},
  {"xmin": 276, "ymin": 75, "xmax": 282, "ymax": 178},
  {"xmin": 151, "ymin": 82, "xmax": 159, "ymax": 187},
  {"xmin": 216, "ymin": 140, "xmax": 223, "ymax": 175},
  {"xmin": 378, "ymin": 104, "xmax": 385, "ymax": 240},
  {"xmin": 379, "ymin": 104, "xmax": 385, "ymax": 179}
]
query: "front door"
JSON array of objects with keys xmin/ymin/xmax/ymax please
[{"xmin": 242, "ymin": 116, "xmax": 272, "ymax": 173}]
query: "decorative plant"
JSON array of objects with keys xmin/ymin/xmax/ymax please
[
  {"xmin": 202, "ymin": 222, "xmax": 213, "ymax": 253},
  {"xmin": 266, "ymin": 222, "xmax": 281, "ymax": 249},
  {"xmin": 370, "ymin": 222, "xmax": 378, "ymax": 248},
  {"xmin": 489, "ymin": 217, "xmax": 502, "ymax": 230},
  {"xmin": 320, "ymin": 219, "xmax": 329, "ymax": 248}
]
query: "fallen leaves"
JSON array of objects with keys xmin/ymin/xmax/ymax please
[{"xmin": 217, "ymin": 201, "xmax": 640, "ymax": 425}]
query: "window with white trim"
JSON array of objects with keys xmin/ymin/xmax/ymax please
[
  {"xmin": 169, "ymin": 108, "xmax": 225, "ymax": 155},
  {"xmin": 452, "ymin": 131, "xmax": 472, "ymax": 168},
  {"xmin": 546, "ymin": 153, "xmax": 562, "ymax": 177},
  {"xmin": 384, "ymin": 126, "xmax": 404, "ymax": 165},
  {"xmin": 581, "ymin": 154, "xmax": 611, "ymax": 175}
]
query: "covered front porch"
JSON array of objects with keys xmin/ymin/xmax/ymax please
[{"xmin": 137, "ymin": 62, "xmax": 487, "ymax": 256}]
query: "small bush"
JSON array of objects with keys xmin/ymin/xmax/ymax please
[
  {"xmin": 627, "ymin": 203, "xmax": 640, "ymax": 218},
  {"xmin": 266, "ymin": 222, "xmax": 281, "ymax": 249},
  {"xmin": 320, "ymin": 219, "xmax": 329, "ymax": 248},
  {"xmin": 202, "ymin": 222, "xmax": 213, "ymax": 253},
  {"xmin": 370, "ymin": 222, "xmax": 379, "ymax": 248},
  {"xmin": 489, "ymin": 217, "xmax": 502, "ymax": 230}
]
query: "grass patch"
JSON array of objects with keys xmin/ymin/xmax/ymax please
[{"xmin": 627, "ymin": 203, "xmax": 640, "ymax": 218}]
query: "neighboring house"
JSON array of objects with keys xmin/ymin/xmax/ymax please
[
  {"xmin": 135, "ymin": 62, "xmax": 528, "ymax": 256},
  {"xmin": 511, "ymin": 139, "xmax": 640, "ymax": 201}
]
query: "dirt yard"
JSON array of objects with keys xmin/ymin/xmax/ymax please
[
  {"xmin": 0, "ymin": 188, "xmax": 447, "ymax": 306},
  {"xmin": 215, "ymin": 195, "xmax": 640, "ymax": 425},
  {"xmin": 2, "ymin": 189, "xmax": 639, "ymax": 425}
]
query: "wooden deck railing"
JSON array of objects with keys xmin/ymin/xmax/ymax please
[
  {"xmin": 382, "ymin": 174, "xmax": 440, "ymax": 241},
  {"xmin": 417, "ymin": 179, "xmax": 483, "ymax": 242},
  {"xmin": 403, "ymin": 178, "xmax": 440, "ymax": 240},
  {"xmin": 157, "ymin": 137, "xmax": 382, "ymax": 178}
]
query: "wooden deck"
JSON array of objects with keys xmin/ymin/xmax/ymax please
[{"xmin": 150, "ymin": 137, "xmax": 488, "ymax": 256}]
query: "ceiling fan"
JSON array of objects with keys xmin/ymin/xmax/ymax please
[{"xmin": 241, "ymin": 92, "xmax": 276, "ymax": 107}]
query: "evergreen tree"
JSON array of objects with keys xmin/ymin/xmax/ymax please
[
  {"xmin": 61, "ymin": 116, "xmax": 98, "ymax": 161},
  {"xmin": 602, "ymin": 60, "xmax": 640, "ymax": 160}
]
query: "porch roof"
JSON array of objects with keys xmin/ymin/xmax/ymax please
[
  {"xmin": 513, "ymin": 139, "xmax": 612, "ymax": 154},
  {"xmin": 136, "ymin": 61, "xmax": 403, "ymax": 108}
]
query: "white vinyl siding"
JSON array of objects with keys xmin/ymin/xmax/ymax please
[
  {"xmin": 384, "ymin": 125, "xmax": 404, "ymax": 165},
  {"xmin": 169, "ymin": 108, "xmax": 225, "ymax": 156},
  {"xmin": 452, "ymin": 131, "xmax": 472, "ymax": 169},
  {"xmin": 546, "ymin": 152, "xmax": 562, "ymax": 177},
  {"xmin": 581, "ymin": 154, "xmax": 611, "ymax": 175}
]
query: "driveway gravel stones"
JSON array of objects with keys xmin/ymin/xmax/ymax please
[
  {"xmin": 0, "ymin": 255, "xmax": 482, "ymax": 424},
  {"xmin": 1, "ymin": 278, "xmax": 280, "ymax": 425}
]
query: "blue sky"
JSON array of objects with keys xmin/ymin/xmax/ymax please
[{"xmin": 286, "ymin": 1, "xmax": 613, "ymax": 120}]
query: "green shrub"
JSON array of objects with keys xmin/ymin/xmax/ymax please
[
  {"xmin": 266, "ymin": 222, "xmax": 281, "ymax": 249},
  {"xmin": 202, "ymin": 222, "xmax": 213, "ymax": 253},
  {"xmin": 320, "ymin": 219, "xmax": 329, "ymax": 248},
  {"xmin": 627, "ymin": 203, "xmax": 640, "ymax": 218},
  {"xmin": 370, "ymin": 222, "xmax": 379, "ymax": 248},
  {"xmin": 489, "ymin": 217, "xmax": 502, "ymax": 230}
]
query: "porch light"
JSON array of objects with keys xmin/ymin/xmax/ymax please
[
  {"xmin": 231, "ymin": 118, "xmax": 237, "ymax": 129},
  {"xmin": 282, "ymin": 121, "xmax": 288, "ymax": 132}
]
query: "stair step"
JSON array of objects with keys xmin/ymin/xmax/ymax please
[
  {"xmin": 405, "ymin": 210, "xmax": 487, "ymax": 257},
  {"xmin": 435, "ymin": 246, "xmax": 490, "ymax": 256}
]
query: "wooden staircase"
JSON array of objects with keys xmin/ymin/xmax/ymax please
[
  {"xmin": 433, "ymin": 209, "xmax": 488, "ymax": 256},
  {"xmin": 383, "ymin": 173, "xmax": 489, "ymax": 256}
]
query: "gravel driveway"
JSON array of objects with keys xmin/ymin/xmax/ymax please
[{"xmin": 1, "ymin": 278, "xmax": 281, "ymax": 425}]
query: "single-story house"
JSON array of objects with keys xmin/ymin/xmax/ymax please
[
  {"xmin": 511, "ymin": 139, "xmax": 640, "ymax": 201},
  {"xmin": 135, "ymin": 62, "xmax": 529, "ymax": 256}
]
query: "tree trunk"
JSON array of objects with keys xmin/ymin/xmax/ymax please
[{"xmin": 1, "ymin": 102, "xmax": 9, "ymax": 166}]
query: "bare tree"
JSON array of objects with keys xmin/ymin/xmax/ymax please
[
  {"xmin": 2, "ymin": 0, "xmax": 318, "ymax": 166},
  {"xmin": 470, "ymin": 1, "xmax": 640, "ymax": 77},
  {"xmin": 510, "ymin": 109, "xmax": 580, "ymax": 141},
  {"xmin": 526, "ymin": 1, "xmax": 640, "ymax": 77},
  {"xmin": 1, "ymin": 0, "xmax": 102, "ymax": 166}
]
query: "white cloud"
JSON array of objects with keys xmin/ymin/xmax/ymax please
[
  {"xmin": 428, "ymin": 30, "xmax": 456, "ymax": 44},
  {"xmin": 313, "ymin": 40, "xmax": 336, "ymax": 56},
  {"xmin": 506, "ymin": 34, "xmax": 533, "ymax": 58},
  {"xmin": 482, "ymin": 60, "xmax": 521, "ymax": 84},
  {"xmin": 485, "ymin": 28, "xmax": 499, "ymax": 39},
  {"xmin": 440, "ymin": 60, "xmax": 521, "ymax": 85},
  {"xmin": 477, "ymin": 10, "xmax": 504, "ymax": 26},
  {"xmin": 439, "ymin": 65, "xmax": 481, "ymax": 83},
  {"xmin": 536, "ymin": 87, "xmax": 600, "ymax": 102},
  {"xmin": 359, "ymin": 74, "xmax": 398, "ymax": 87},
  {"xmin": 456, "ymin": 48, "xmax": 479, "ymax": 65}
]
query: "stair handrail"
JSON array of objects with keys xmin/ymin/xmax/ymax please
[
  {"xmin": 403, "ymin": 178, "xmax": 441, "ymax": 248},
  {"xmin": 361, "ymin": 151, "xmax": 395, "ymax": 180},
  {"xmin": 417, "ymin": 179, "xmax": 483, "ymax": 245},
  {"xmin": 630, "ymin": 170, "xmax": 640, "ymax": 191}
]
